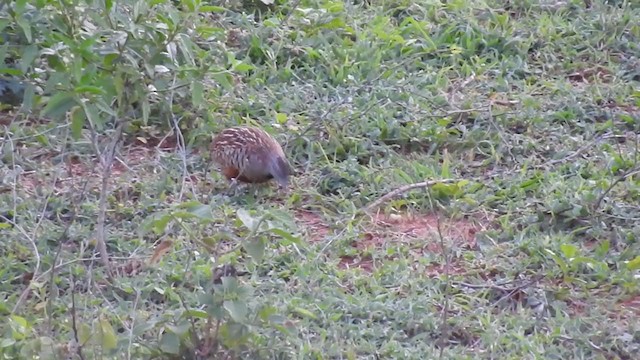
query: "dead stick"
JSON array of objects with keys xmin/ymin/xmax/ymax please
[{"xmin": 364, "ymin": 179, "xmax": 460, "ymax": 213}]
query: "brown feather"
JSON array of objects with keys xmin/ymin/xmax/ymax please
[{"xmin": 211, "ymin": 126, "xmax": 292, "ymax": 187}]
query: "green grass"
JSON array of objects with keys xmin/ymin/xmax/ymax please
[{"xmin": 1, "ymin": 0, "xmax": 640, "ymax": 359}]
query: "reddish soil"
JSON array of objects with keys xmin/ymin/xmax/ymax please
[{"xmin": 292, "ymin": 209, "xmax": 491, "ymax": 275}]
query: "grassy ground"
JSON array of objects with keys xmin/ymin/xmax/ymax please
[{"xmin": 2, "ymin": 0, "xmax": 640, "ymax": 359}]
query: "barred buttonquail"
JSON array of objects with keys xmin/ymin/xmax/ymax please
[{"xmin": 210, "ymin": 126, "xmax": 292, "ymax": 188}]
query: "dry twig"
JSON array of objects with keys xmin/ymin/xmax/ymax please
[{"xmin": 364, "ymin": 179, "xmax": 460, "ymax": 213}]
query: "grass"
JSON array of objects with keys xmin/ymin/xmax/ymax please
[{"xmin": 1, "ymin": 0, "xmax": 640, "ymax": 359}]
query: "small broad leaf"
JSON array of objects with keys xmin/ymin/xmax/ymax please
[
  {"xmin": 177, "ymin": 34, "xmax": 196, "ymax": 65},
  {"xmin": 220, "ymin": 276, "xmax": 239, "ymax": 292},
  {"xmin": 154, "ymin": 214, "xmax": 172, "ymax": 234},
  {"xmin": 184, "ymin": 309, "xmax": 208, "ymax": 319},
  {"xmin": 0, "ymin": 338, "xmax": 16, "ymax": 348},
  {"xmin": 42, "ymin": 92, "xmax": 76, "ymax": 119},
  {"xmin": 20, "ymin": 83, "xmax": 35, "ymax": 112},
  {"xmin": 275, "ymin": 112, "xmax": 287, "ymax": 124},
  {"xmin": 200, "ymin": 5, "xmax": 226, "ymax": 12},
  {"xmin": 243, "ymin": 238, "xmax": 265, "ymax": 262},
  {"xmin": 10, "ymin": 315, "xmax": 29, "ymax": 336},
  {"xmin": 258, "ymin": 305, "xmax": 278, "ymax": 321},
  {"xmin": 145, "ymin": 213, "xmax": 172, "ymax": 235},
  {"xmin": 16, "ymin": 18, "xmax": 32, "ymax": 43},
  {"xmin": 233, "ymin": 62, "xmax": 254, "ymax": 72},
  {"xmin": 74, "ymin": 86, "xmax": 105, "ymax": 95},
  {"xmin": 0, "ymin": 68, "xmax": 21, "ymax": 76},
  {"xmin": 291, "ymin": 307, "xmax": 317, "ymax": 320},
  {"xmin": 431, "ymin": 182, "xmax": 460, "ymax": 197},
  {"xmin": 595, "ymin": 240, "xmax": 610, "ymax": 258},
  {"xmin": 183, "ymin": 202, "xmax": 212, "ymax": 219},
  {"xmin": 78, "ymin": 323, "xmax": 92, "ymax": 346},
  {"xmin": 131, "ymin": 320, "xmax": 156, "ymax": 337},
  {"xmin": 98, "ymin": 316, "xmax": 117, "ymax": 350},
  {"xmin": 212, "ymin": 72, "xmax": 232, "ymax": 90},
  {"xmin": 626, "ymin": 256, "xmax": 640, "ymax": 271},
  {"xmin": 142, "ymin": 98, "xmax": 150, "ymax": 125},
  {"xmin": 180, "ymin": 0, "xmax": 196, "ymax": 12},
  {"xmin": 224, "ymin": 300, "xmax": 248, "ymax": 323},
  {"xmin": 70, "ymin": 106, "xmax": 85, "ymax": 139},
  {"xmin": 270, "ymin": 228, "xmax": 302, "ymax": 246},
  {"xmin": 237, "ymin": 208, "xmax": 260, "ymax": 231},
  {"xmin": 441, "ymin": 151, "xmax": 451, "ymax": 178},
  {"xmin": 159, "ymin": 332, "xmax": 180, "ymax": 354},
  {"xmin": 191, "ymin": 80, "xmax": 204, "ymax": 108},
  {"xmin": 20, "ymin": 45, "xmax": 38, "ymax": 74},
  {"xmin": 560, "ymin": 244, "xmax": 579, "ymax": 260},
  {"xmin": 165, "ymin": 322, "xmax": 190, "ymax": 336}
]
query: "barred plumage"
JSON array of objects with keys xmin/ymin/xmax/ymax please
[{"xmin": 210, "ymin": 126, "xmax": 292, "ymax": 188}]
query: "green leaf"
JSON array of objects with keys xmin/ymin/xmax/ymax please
[
  {"xmin": 152, "ymin": 214, "xmax": 172, "ymax": 234},
  {"xmin": 626, "ymin": 256, "xmax": 640, "ymax": 271},
  {"xmin": 441, "ymin": 154, "xmax": 451, "ymax": 178},
  {"xmin": 142, "ymin": 98, "xmax": 150, "ymax": 125},
  {"xmin": 16, "ymin": 18, "xmax": 32, "ymax": 43},
  {"xmin": 182, "ymin": 202, "xmax": 212, "ymax": 219},
  {"xmin": 0, "ymin": 68, "xmax": 21, "ymax": 76},
  {"xmin": 10, "ymin": 315, "xmax": 29, "ymax": 333},
  {"xmin": 184, "ymin": 309, "xmax": 208, "ymax": 319},
  {"xmin": 77, "ymin": 103, "xmax": 104, "ymax": 132},
  {"xmin": 131, "ymin": 320, "xmax": 156, "ymax": 337},
  {"xmin": 159, "ymin": 332, "xmax": 180, "ymax": 354},
  {"xmin": 221, "ymin": 276, "xmax": 239, "ymax": 292},
  {"xmin": 15, "ymin": 0, "xmax": 27, "ymax": 13},
  {"xmin": 42, "ymin": 92, "xmax": 76, "ymax": 119},
  {"xmin": 223, "ymin": 300, "xmax": 248, "ymax": 323},
  {"xmin": 237, "ymin": 208, "xmax": 260, "ymax": 231},
  {"xmin": 275, "ymin": 112, "xmax": 287, "ymax": 124},
  {"xmin": 243, "ymin": 238, "xmax": 265, "ymax": 262},
  {"xmin": 70, "ymin": 106, "xmax": 85, "ymax": 139},
  {"xmin": 395, "ymin": 169, "xmax": 413, "ymax": 184},
  {"xmin": 233, "ymin": 62, "xmax": 254, "ymax": 72},
  {"xmin": 595, "ymin": 240, "xmax": 610, "ymax": 258},
  {"xmin": 321, "ymin": 17, "xmax": 346, "ymax": 30},
  {"xmin": 177, "ymin": 35, "xmax": 197, "ymax": 65},
  {"xmin": 291, "ymin": 307, "xmax": 317, "ymax": 320},
  {"xmin": 0, "ymin": 338, "xmax": 16, "ymax": 348},
  {"xmin": 212, "ymin": 72, "xmax": 233, "ymax": 90},
  {"xmin": 181, "ymin": 0, "xmax": 196, "ymax": 12},
  {"xmin": 20, "ymin": 45, "xmax": 38, "ymax": 74},
  {"xmin": 560, "ymin": 244, "xmax": 579, "ymax": 260},
  {"xmin": 46, "ymin": 55, "xmax": 66, "ymax": 71},
  {"xmin": 78, "ymin": 323, "xmax": 92, "ymax": 346},
  {"xmin": 431, "ymin": 183, "xmax": 460, "ymax": 197},
  {"xmin": 98, "ymin": 316, "xmax": 117, "ymax": 350},
  {"xmin": 21, "ymin": 83, "xmax": 35, "ymax": 112},
  {"xmin": 195, "ymin": 26, "xmax": 225, "ymax": 37},
  {"xmin": 191, "ymin": 80, "xmax": 204, "ymax": 108},
  {"xmin": 0, "ymin": 19, "xmax": 9, "ymax": 34},
  {"xmin": 165, "ymin": 322, "xmax": 190, "ymax": 336},
  {"xmin": 270, "ymin": 228, "xmax": 302, "ymax": 246},
  {"xmin": 74, "ymin": 86, "xmax": 105, "ymax": 95},
  {"xmin": 200, "ymin": 5, "xmax": 226, "ymax": 12}
]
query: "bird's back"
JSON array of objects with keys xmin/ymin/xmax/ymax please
[{"xmin": 211, "ymin": 126, "xmax": 291, "ymax": 187}]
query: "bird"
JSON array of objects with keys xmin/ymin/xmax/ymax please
[{"xmin": 210, "ymin": 126, "xmax": 292, "ymax": 189}]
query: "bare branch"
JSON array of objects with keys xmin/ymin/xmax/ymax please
[{"xmin": 364, "ymin": 179, "xmax": 460, "ymax": 213}]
